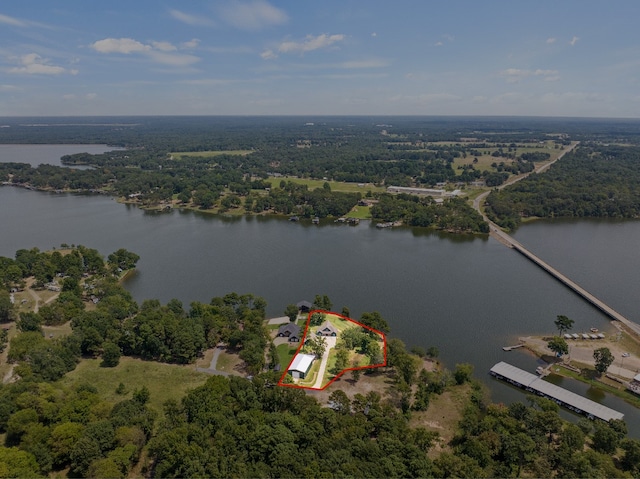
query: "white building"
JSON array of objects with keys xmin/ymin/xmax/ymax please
[{"xmin": 288, "ymin": 354, "xmax": 315, "ymax": 379}]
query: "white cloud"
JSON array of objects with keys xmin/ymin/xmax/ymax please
[
  {"xmin": 148, "ymin": 51, "xmax": 199, "ymax": 67},
  {"xmin": 219, "ymin": 0, "xmax": 288, "ymax": 30},
  {"xmin": 91, "ymin": 38, "xmax": 150, "ymax": 54},
  {"xmin": 182, "ymin": 39, "xmax": 201, "ymax": 49},
  {"xmin": 569, "ymin": 36, "xmax": 579, "ymax": 46},
  {"xmin": 8, "ymin": 53, "xmax": 76, "ymax": 75},
  {"xmin": 260, "ymin": 49, "xmax": 277, "ymax": 60},
  {"xmin": 152, "ymin": 41, "xmax": 177, "ymax": 52},
  {"xmin": 169, "ymin": 9, "xmax": 215, "ymax": 27},
  {"xmin": 277, "ymin": 34, "xmax": 346, "ymax": 54},
  {"xmin": 500, "ymin": 68, "xmax": 559, "ymax": 83},
  {"xmin": 546, "ymin": 37, "xmax": 556, "ymax": 44},
  {"xmin": 91, "ymin": 37, "xmax": 200, "ymax": 66},
  {"xmin": 0, "ymin": 13, "xmax": 25, "ymax": 27},
  {"xmin": 0, "ymin": 84, "xmax": 20, "ymax": 91},
  {"xmin": 86, "ymin": 93, "xmax": 97, "ymax": 100},
  {"xmin": 371, "ymin": 32, "xmax": 377, "ymax": 37}
]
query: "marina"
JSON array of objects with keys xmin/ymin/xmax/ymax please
[{"xmin": 490, "ymin": 361, "xmax": 625, "ymax": 422}]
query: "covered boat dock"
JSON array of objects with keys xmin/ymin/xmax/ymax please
[{"xmin": 490, "ymin": 361, "xmax": 624, "ymax": 422}]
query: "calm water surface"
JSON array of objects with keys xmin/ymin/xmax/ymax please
[
  {"xmin": 0, "ymin": 144, "xmax": 120, "ymax": 168},
  {"xmin": 1, "ymin": 174, "xmax": 639, "ymax": 434}
]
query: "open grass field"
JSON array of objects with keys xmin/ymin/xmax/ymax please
[
  {"xmin": 276, "ymin": 343, "xmax": 298, "ymax": 370},
  {"xmin": 268, "ymin": 177, "xmax": 384, "ymax": 194},
  {"xmin": 42, "ymin": 321, "xmax": 73, "ymax": 340},
  {"xmin": 58, "ymin": 357, "xmax": 209, "ymax": 413},
  {"xmin": 170, "ymin": 150, "xmax": 253, "ymax": 159},
  {"xmin": 346, "ymin": 204, "xmax": 372, "ymax": 219},
  {"xmin": 450, "ymin": 141, "xmax": 563, "ymax": 176}
]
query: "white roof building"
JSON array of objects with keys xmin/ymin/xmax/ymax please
[{"xmin": 288, "ymin": 354, "xmax": 315, "ymax": 379}]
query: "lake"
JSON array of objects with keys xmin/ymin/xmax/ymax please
[
  {"xmin": 0, "ymin": 147, "xmax": 639, "ymax": 433},
  {"xmin": 0, "ymin": 144, "xmax": 120, "ymax": 168}
]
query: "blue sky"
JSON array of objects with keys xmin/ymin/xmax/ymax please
[{"xmin": 1, "ymin": 1, "xmax": 639, "ymax": 117}]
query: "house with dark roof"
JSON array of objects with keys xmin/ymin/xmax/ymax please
[
  {"xmin": 296, "ymin": 300, "xmax": 313, "ymax": 312},
  {"xmin": 277, "ymin": 323, "xmax": 301, "ymax": 342},
  {"xmin": 316, "ymin": 320, "xmax": 338, "ymax": 337}
]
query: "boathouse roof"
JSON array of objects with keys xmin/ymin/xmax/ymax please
[{"xmin": 490, "ymin": 361, "xmax": 624, "ymax": 422}]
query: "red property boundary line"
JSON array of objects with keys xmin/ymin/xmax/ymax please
[{"xmin": 277, "ymin": 309, "xmax": 387, "ymax": 390}]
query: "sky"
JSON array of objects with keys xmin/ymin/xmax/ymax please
[{"xmin": 1, "ymin": 1, "xmax": 640, "ymax": 117}]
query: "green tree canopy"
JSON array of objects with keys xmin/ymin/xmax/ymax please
[{"xmin": 593, "ymin": 347, "xmax": 614, "ymax": 375}]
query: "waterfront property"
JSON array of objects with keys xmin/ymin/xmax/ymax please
[
  {"xmin": 288, "ymin": 354, "xmax": 315, "ymax": 379},
  {"xmin": 296, "ymin": 300, "xmax": 313, "ymax": 312},
  {"xmin": 277, "ymin": 323, "xmax": 301, "ymax": 342},
  {"xmin": 490, "ymin": 361, "xmax": 624, "ymax": 422},
  {"xmin": 316, "ymin": 320, "xmax": 338, "ymax": 337}
]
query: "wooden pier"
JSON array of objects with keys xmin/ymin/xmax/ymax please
[{"xmin": 502, "ymin": 344, "xmax": 523, "ymax": 351}]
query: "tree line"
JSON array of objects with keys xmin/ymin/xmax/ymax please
[
  {"xmin": 486, "ymin": 145, "xmax": 640, "ymax": 229},
  {"xmin": 371, "ymin": 194, "xmax": 490, "ymax": 234}
]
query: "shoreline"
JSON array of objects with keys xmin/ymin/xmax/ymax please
[{"xmin": 518, "ymin": 329, "xmax": 640, "ymax": 409}]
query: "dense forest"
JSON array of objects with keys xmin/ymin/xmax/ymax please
[
  {"xmin": 1, "ymin": 245, "xmax": 640, "ymax": 477},
  {"xmin": 486, "ymin": 145, "xmax": 640, "ymax": 229}
]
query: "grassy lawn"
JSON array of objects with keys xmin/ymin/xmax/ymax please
[
  {"xmin": 42, "ymin": 321, "xmax": 73, "ymax": 340},
  {"xmin": 297, "ymin": 360, "xmax": 321, "ymax": 388},
  {"xmin": 276, "ymin": 343, "xmax": 298, "ymax": 369},
  {"xmin": 346, "ymin": 205, "xmax": 372, "ymax": 219},
  {"xmin": 58, "ymin": 357, "xmax": 209, "ymax": 414},
  {"xmin": 170, "ymin": 150, "xmax": 253, "ymax": 159},
  {"xmin": 267, "ymin": 177, "xmax": 384, "ymax": 194},
  {"xmin": 324, "ymin": 313, "xmax": 358, "ymax": 333}
]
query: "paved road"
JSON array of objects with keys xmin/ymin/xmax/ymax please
[
  {"xmin": 312, "ymin": 336, "xmax": 337, "ymax": 389},
  {"xmin": 473, "ymin": 142, "xmax": 579, "ymax": 245},
  {"xmin": 195, "ymin": 345, "xmax": 230, "ymax": 377}
]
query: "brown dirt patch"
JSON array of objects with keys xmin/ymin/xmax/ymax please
[
  {"xmin": 305, "ymin": 368, "xmax": 395, "ymax": 404},
  {"xmin": 409, "ymin": 383, "xmax": 473, "ymax": 458},
  {"xmin": 215, "ymin": 349, "xmax": 245, "ymax": 375}
]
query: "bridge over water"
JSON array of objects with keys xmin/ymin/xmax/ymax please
[
  {"xmin": 490, "ymin": 226, "xmax": 640, "ymax": 336},
  {"xmin": 474, "ymin": 143, "xmax": 640, "ymax": 336}
]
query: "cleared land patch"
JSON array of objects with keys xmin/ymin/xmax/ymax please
[
  {"xmin": 268, "ymin": 177, "xmax": 384, "ymax": 194},
  {"xmin": 58, "ymin": 357, "xmax": 209, "ymax": 413}
]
